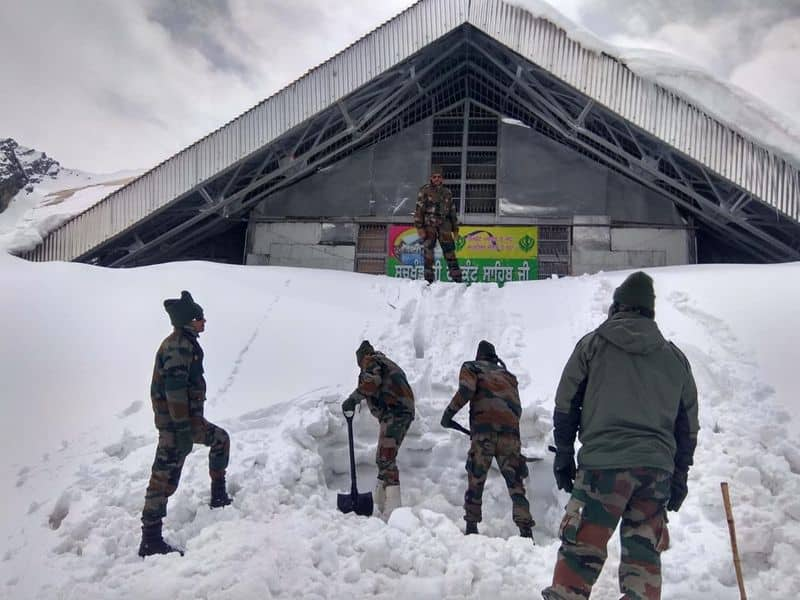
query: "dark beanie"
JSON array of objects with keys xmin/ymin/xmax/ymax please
[
  {"xmin": 476, "ymin": 340, "xmax": 498, "ymax": 362},
  {"xmin": 356, "ymin": 340, "xmax": 374, "ymax": 364},
  {"xmin": 164, "ymin": 291, "xmax": 204, "ymax": 328},
  {"xmin": 613, "ymin": 271, "xmax": 655, "ymax": 311}
]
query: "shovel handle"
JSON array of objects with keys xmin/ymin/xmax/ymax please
[{"xmin": 345, "ymin": 414, "xmax": 359, "ymax": 496}]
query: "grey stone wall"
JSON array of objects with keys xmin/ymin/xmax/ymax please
[{"xmin": 246, "ymin": 222, "xmax": 355, "ymax": 271}]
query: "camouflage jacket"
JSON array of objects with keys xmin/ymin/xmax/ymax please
[
  {"xmin": 414, "ymin": 183, "xmax": 458, "ymax": 232},
  {"xmin": 351, "ymin": 351, "xmax": 415, "ymax": 420},
  {"xmin": 150, "ymin": 327, "xmax": 206, "ymax": 431},
  {"xmin": 446, "ymin": 360, "xmax": 522, "ymax": 435}
]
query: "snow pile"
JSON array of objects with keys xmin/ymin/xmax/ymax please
[
  {"xmin": 1, "ymin": 250, "xmax": 799, "ymax": 599},
  {"xmin": 508, "ymin": 0, "xmax": 800, "ymax": 166}
]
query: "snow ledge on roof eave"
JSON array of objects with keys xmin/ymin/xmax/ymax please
[{"xmin": 506, "ymin": 0, "xmax": 800, "ymax": 170}]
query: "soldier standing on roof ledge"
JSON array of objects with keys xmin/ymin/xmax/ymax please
[
  {"xmin": 414, "ymin": 164, "xmax": 463, "ymax": 284},
  {"xmin": 138, "ymin": 290, "xmax": 232, "ymax": 558}
]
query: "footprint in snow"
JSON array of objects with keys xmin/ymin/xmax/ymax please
[{"xmin": 48, "ymin": 491, "xmax": 71, "ymax": 530}]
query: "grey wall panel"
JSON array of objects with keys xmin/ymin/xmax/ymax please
[
  {"xmin": 497, "ymin": 121, "xmax": 608, "ymax": 217},
  {"xmin": 255, "ymin": 151, "xmax": 374, "ymax": 217},
  {"xmin": 371, "ymin": 119, "xmax": 431, "ymax": 217},
  {"xmin": 255, "ymin": 119, "xmax": 431, "ymax": 218},
  {"xmin": 497, "ymin": 121, "xmax": 682, "ymax": 224}
]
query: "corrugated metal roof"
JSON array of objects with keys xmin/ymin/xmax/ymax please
[{"xmin": 26, "ymin": 0, "xmax": 800, "ymax": 262}]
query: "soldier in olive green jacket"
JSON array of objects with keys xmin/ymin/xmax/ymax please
[{"xmin": 543, "ymin": 272, "xmax": 699, "ymax": 600}]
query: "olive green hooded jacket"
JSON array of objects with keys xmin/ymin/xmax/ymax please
[{"xmin": 554, "ymin": 312, "xmax": 699, "ymax": 473}]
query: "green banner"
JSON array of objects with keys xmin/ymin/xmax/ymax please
[{"xmin": 386, "ymin": 225, "xmax": 539, "ymax": 284}]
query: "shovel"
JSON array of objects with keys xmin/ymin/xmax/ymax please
[
  {"xmin": 446, "ymin": 420, "xmax": 543, "ymax": 462},
  {"xmin": 337, "ymin": 411, "xmax": 374, "ymax": 516}
]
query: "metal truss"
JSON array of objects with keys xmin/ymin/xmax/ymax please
[
  {"xmin": 86, "ymin": 24, "xmax": 800, "ymax": 266},
  {"xmin": 463, "ymin": 32, "xmax": 800, "ymax": 261}
]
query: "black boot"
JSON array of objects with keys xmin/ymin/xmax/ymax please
[
  {"xmin": 138, "ymin": 523, "xmax": 183, "ymax": 557},
  {"xmin": 465, "ymin": 521, "xmax": 479, "ymax": 535},
  {"xmin": 519, "ymin": 526, "xmax": 534, "ymax": 543},
  {"xmin": 210, "ymin": 477, "xmax": 232, "ymax": 508}
]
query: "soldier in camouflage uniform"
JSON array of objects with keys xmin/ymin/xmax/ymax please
[
  {"xmin": 414, "ymin": 165, "xmax": 463, "ymax": 283},
  {"xmin": 542, "ymin": 272, "xmax": 699, "ymax": 600},
  {"xmin": 441, "ymin": 340, "xmax": 534, "ymax": 539},
  {"xmin": 341, "ymin": 340, "xmax": 415, "ymax": 516},
  {"xmin": 138, "ymin": 291, "xmax": 232, "ymax": 558}
]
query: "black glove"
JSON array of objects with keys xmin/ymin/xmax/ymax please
[
  {"xmin": 667, "ymin": 469, "xmax": 688, "ymax": 512},
  {"xmin": 342, "ymin": 394, "xmax": 360, "ymax": 414},
  {"xmin": 440, "ymin": 408, "xmax": 455, "ymax": 429},
  {"xmin": 549, "ymin": 445, "xmax": 576, "ymax": 493},
  {"xmin": 175, "ymin": 425, "xmax": 193, "ymax": 456}
]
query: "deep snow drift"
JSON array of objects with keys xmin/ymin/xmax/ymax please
[{"xmin": 1, "ymin": 251, "xmax": 799, "ymax": 599}]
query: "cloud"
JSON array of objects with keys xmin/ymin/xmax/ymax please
[
  {"xmin": 0, "ymin": 0, "xmax": 410, "ymax": 173},
  {"xmin": 0, "ymin": 0, "xmax": 797, "ymax": 173},
  {"xmin": 729, "ymin": 17, "xmax": 800, "ymax": 122},
  {"xmin": 573, "ymin": 0, "xmax": 800, "ymax": 124}
]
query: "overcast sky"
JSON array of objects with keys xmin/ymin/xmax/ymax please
[{"xmin": 0, "ymin": 0, "xmax": 798, "ymax": 173}]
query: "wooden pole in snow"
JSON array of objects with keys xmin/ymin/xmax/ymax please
[{"xmin": 721, "ymin": 482, "xmax": 747, "ymax": 600}]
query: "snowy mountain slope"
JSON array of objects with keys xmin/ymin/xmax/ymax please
[
  {"xmin": 0, "ymin": 139, "xmax": 140, "ymax": 254},
  {"xmin": 1, "ymin": 251, "xmax": 799, "ymax": 599}
]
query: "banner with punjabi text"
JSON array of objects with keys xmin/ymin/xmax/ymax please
[{"xmin": 386, "ymin": 225, "xmax": 538, "ymax": 284}]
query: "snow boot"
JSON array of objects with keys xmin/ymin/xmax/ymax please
[
  {"xmin": 519, "ymin": 526, "xmax": 534, "ymax": 543},
  {"xmin": 374, "ymin": 480, "xmax": 387, "ymax": 514},
  {"xmin": 138, "ymin": 523, "xmax": 183, "ymax": 557},
  {"xmin": 209, "ymin": 477, "xmax": 232, "ymax": 508},
  {"xmin": 465, "ymin": 521, "xmax": 479, "ymax": 535},
  {"xmin": 384, "ymin": 484, "xmax": 401, "ymax": 517}
]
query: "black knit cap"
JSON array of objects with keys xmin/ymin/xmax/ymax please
[
  {"xmin": 164, "ymin": 290, "xmax": 204, "ymax": 328},
  {"xmin": 356, "ymin": 340, "xmax": 374, "ymax": 364},
  {"xmin": 613, "ymin": 271, "xmax": 655, "ymax": 311},
  {"xmin": 476, "ymin": 340, "xmax": 498, "ymax": 362}
]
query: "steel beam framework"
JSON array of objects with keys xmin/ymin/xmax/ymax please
[{"xmin": 80, "ymin": 25, "xmax": 800, "ymax": 266}]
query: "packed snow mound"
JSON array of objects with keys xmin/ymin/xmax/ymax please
[{"xmin": 1, "ymin": 253, "xmax": 799, "ymax": 598}]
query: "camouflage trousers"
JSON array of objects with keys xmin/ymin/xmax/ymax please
[
  {"xmin": 421, "ymin": 226, "xmax": 462, "ymax": 283},
  {"xmin": 542, "ymin": 468, "xmax": 671, "ymax": 600},
  {"xmin": 141, "ymin": 416, "xmax": 230, "ymax": 526},
  {"xmin": 376, "ymin": 413, "xmax": 413, "ymax": 486},
  {"xmin": 464, "ymin": 432, "xmax": 533, "ymax": 528}
]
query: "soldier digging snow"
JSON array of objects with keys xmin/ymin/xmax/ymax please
[
  {"xmin": 414, "ymin": 164, "xmax": 463, "ymax": 284},
  {"xmin": 139, "ymin": 291, "xmax": 232, "ymax": 557},
  {"xmin": 542, "ymin": 271, "xmax": 699, "ymax": 600},
  {"xmin": 341, "ymin": 340, "xmax": 415, "ymax": 517},
  {"xmin": 440, "ymin": 340, "xmax": 534, "ymax": 539}
]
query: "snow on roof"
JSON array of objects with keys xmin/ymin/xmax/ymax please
[{"xmin": 509, "ymin": 0, "xmax": 800, "ymax": 166}]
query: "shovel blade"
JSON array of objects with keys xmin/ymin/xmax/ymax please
[{"xmin": 337, "ymin": 491, "xmax": 373, "ymax": 516}]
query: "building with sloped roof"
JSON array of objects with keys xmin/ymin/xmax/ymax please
[{"xmin": 21, "ymin": 0, "xmax": 800, "ymax": 280}]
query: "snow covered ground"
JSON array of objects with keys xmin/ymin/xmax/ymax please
[{"xmin": 1, "ymin": 250, "xmax": 799, "ymax": 599}]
